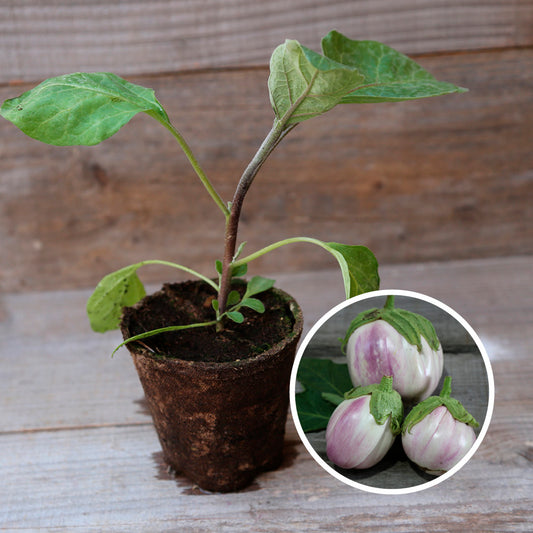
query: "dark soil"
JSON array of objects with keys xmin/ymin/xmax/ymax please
[{"xmin": 121, "ymin": 280, "xmax": 296, "ymax": 363}]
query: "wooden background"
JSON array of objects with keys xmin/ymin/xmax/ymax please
[{"xmin": 1, "ymin": 0, "xmax": 532, "ymax": 292}]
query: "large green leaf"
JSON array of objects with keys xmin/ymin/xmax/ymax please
[
  {"xmin": 268, "ymin": 39, "xmax": 364, "ymax": 125},
  {"xmin": 321, "ymin": 30, "xmax": 467, "ymax": 103},
  {"xmin": 0, "ymin": 72, "xmax": 169, "ymax": 145},
  {"xmin": 325, "ymin": 243, "xmax": 380, "ymax": 298},
  {"xmin": 86, "ymin": 263, "xmax": 146, "ymax": 332},
  {"xmin": 296, "ymin": 358, "xmax": 353, "ymax": 432},
  {"xmin": 297, "ymin": 358, "xmax": 353, "ymax": 399},
  {"xmin": 296, "ymin": 389, "xmax": 338, "ymax": 433}
]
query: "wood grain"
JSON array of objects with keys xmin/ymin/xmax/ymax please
[
  {"xmin": 1, "ymin": 256, "xmax": 529, "ymax": 431},
  {"xmin": 1, "ymin": 0, "xmax": 532, "ymax": 84},
  {"xmin": 1, "ymin": 48, "xmax": 532, "ymax": 292},
  {"xmin": 0, "ymin": 258, "xmax": 531, "ymax": 531}
]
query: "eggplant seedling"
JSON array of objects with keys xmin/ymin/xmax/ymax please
[{"xmin": 1, "ymin": 31, "xmax": 466, "ymax": 344}]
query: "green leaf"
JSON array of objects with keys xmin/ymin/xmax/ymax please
[
  {"xmin": 226, "ymin": 311, "xmax": 244, "ymax": 323},
  {"xmin": 240, "ymin": 297, "xmax": 265, "ymax": 313},
  {"xmin": 295, "ymin": 358, "xmax": 352, "ymax": 432},
  {"xmin": 215, "ymin": 260, "xmax": 223, "ymax": 275},
  {"xmin": 231, "ymin": 263, "xmax": 248, "ymax": 277},
  {"xmin": 244, "ymin": 276, "xmax": 275, "ymax": 298},
  {"xmin": 227, "ymin": 290, "xmax": 241, "ymax": 306},
  {"xmin": 233, "ymin": 241, "xmax": 247, "ymax": 260},
  {"xmin": 211, "ymin": 299, "xmax": 219, "ymax": 312},
  {"xmin": 268, "ymin": 39, "xmax": 364, "ymax": 125},
  {"xmin": 321, "ymin": 30, "xmax": 467, "ymax": 103},
  {"xmin": 325, "ymin": 243, "xmax": 380, "ymax": 298},
  {"xmin": 1, "ymin": 72, "xmax": 169, "ymax": 146},
  {"xmin": 296, "ymin": 389, "xmax": 338, "ymax": 433},
  {"xmin": 87, "ymin": 263, "xmax": 146, "ymax": 333},
  {"xmin": 297, "ymin": 358, "xmax": 353, "ymax": 399}
]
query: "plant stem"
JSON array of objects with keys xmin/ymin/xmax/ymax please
[
  {"xmin": 217, "ymin": 120, "xmax": 295, "ymax": 316},
  {"xmin": 150, "ymin": 113, "xmax": 230, "ymax": 219},
  {"xmin": 113, "ymin": 319, "xmax": 218, "ymax": 356},
  {"xmin": 378, "ymin": 375, "xmax": 394, "ymax": 392},
  {"xmin": 233, "ymin": 236, "xmax": 329, "ymax": 266},
  {"xmin": 384, "ymin": 295, "xmax": 395, "ymax": 310},
  {"xmin": 140, "ymin": 259, "xmax": 218, "ymax": 291}
]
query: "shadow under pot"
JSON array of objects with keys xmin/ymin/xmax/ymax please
[{"xmin": 120, "ymin": 280, "xmax": 303, "ymax": 493}]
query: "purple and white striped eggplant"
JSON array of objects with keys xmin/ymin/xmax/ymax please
[
  {"xmin": 326, "ymin": 376, "xmax": 403, "ymax": 469},
  {"xmin": 401, "ymin": 376, "xmax": 479, "ymax": 475},
  {"xmin": 342, "ymin": 296, "xmax": 443, "ymax": 403}
]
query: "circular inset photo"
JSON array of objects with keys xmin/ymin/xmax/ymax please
[{"xmin": 290, "ymin": 290, "xmax": 494, "ymax": 494}]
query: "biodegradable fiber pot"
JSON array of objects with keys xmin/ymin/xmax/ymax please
[{"xmin": 120, "ymin": 281, "xmax": 303, "ymax": 493}]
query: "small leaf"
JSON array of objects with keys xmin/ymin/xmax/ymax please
[
  {"xmin": 321, "ymin": 31, "xmax": 467, "ymax": 103},
  {"xmin": 325, "ymin": 243, "xmax": 380, "ymax": 298},
  {"xmin": 231, "ymin": 263, "xmax": 248, "ymax": 277},
  {"xmin": 215, "ymin": 260, "xmax": 223, "ymax": 275},
  {"xmin": 227, "ymin": 290, "xmax": 241, "ymax": 306},
  {"xmin": 226, "ymin": 311, "xmax": 244, "ymax": 323},
  {"xmin": 244, "ymin": 276, "xmax": 275, "ymax": 298},
  {"xmin": 233, "ymin": 241, "xmax": 247, "ymax": 261},
  {"xmin": 240, "ymin": 297, "xmax": 265, "ymax": 313},
  {"xmin": 87, "ymin": 263, "xmax": 146, "ymax": 333},
  {"xmin": 1, "ymin": 72, "xmax": 169, "ymax": 146},
  {"xmin": 268, "ymin": 39, "xmax": 364, "ymax": 125},
  {"xmin": 211, "ymin": 299, "xmax": 219, "ymax": 312},
  {"xmin": 296, "ymin": 389, "xmax": 338, "ymax": 432}
]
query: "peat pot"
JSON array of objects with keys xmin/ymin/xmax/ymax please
[{"xmin": 120, "ymin": 281, "xmax": 303, "ymax": 492}]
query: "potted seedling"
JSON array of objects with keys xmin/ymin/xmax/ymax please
[{"xmin": 1, "ymin": 31, "xmax": 465, "ymax": 492}]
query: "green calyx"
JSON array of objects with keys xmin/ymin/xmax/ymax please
[
  {"xmin": 402, "ymin": 376, "xmax": 480, "ymax": 434},
  {"xmin": 340, "ymin": 295, "xmax": 440, "ymax": 353},
  {"xmin": 344, "ymin": 375, "xmax": 404, "ymax": 435}
]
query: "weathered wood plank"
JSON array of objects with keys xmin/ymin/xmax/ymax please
[
  {"xmin": 1, "ymin": 0, "xmax": 531, "ymax": 84},
  {"xmin": 0, "ymin": 257, "xmax": 531, "ymax": 530},
  {"xmin": 1, "ymin": 49, "xmax": 532, "ymax": 292},
  {"xmin": 0, "ymin": 414, "xmax": 531, "ymax": 531},
  {"xmin": 0, "ymin": 256, "xmax": 530, "ymax": 433}
]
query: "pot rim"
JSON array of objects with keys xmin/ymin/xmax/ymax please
[{"xmin": 120, "ymin": 282, "xmax": 304, "ymax": 373}]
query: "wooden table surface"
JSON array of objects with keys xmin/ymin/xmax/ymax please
[{"xmin": 1, "ymin": 256, "xmax": 532, "ymax": 532}]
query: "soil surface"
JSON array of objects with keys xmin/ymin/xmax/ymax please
[{"xmin": 121, "ymin": 281, "xmax": 296, "ymax": 363}]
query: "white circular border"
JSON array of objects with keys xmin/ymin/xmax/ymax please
[{"xmin": 289, "ymin": 289, "xmax": 495, "ymax": 495}]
